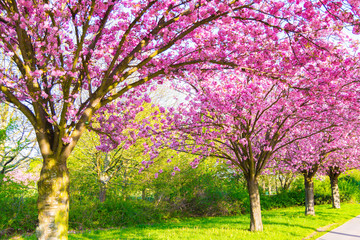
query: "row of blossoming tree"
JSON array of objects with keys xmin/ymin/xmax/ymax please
[
  {"xmin": 99, "ymin": 59, "xmax": 360, "ymax": 231},
  {"xmin": 98, "ymin": 28, "xmax": 360, "ymax": 233},
  {"xmin": 1, "ymin": 0, "xmax": 360, "ymax": 239}
]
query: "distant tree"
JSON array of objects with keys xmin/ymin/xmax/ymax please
[
  {"xmin": 0, "ymin": 104, "xmax": 36, "ymax": 181},
  {"xmin": 70, "ymin": 130, "xmax": 143, "ymax": 202},
  {"xmin": 323, "ymin": 129, "xmax": 360, "ymax": 209},
  {"xmin": 278, "ymin": 124, "xmax": 360, "ymax": 214}
]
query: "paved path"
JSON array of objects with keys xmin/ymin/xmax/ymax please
[{"xmin": 317, "ymin": 215, "xmax": 360, "ymax": 240}]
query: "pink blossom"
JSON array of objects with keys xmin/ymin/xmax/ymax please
[{"xmin": 62, "ymin": 137, "xmax": 72, "ymax": 144}]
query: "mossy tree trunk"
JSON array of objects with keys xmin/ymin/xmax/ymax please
[
  {"xmin": 37, "ymin": 156, "xmax": 70, "ymax": 240},
  {"xmin": 34, "ymin": 116, "xmax": 88, "ymax": 240}
]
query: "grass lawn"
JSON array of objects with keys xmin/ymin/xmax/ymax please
[{"xmin": 15, "ymin": 203, "xmax": 360, "ymax": 240}]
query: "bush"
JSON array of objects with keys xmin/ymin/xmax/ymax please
[
  {"xmin": 152, "ymin": 170, "xmax": 249, "ymax": 217},
  {"xmin": 260, "ymin": 190, "xmax": 305, "ymax": 210},
  {"xmin": 0, "ymin": 181, "xmax": 38, "ymax": 239},
  {"xmin": 69, "ymin": 197, "xmax": 164, "ymax": 230},
  {"xmin": 2, "ymin": 169, "xmax": 360, "ymax": 238},
  {"xmin": 339, "ymin": 173, "xmax": 360, "ymax": 203}
]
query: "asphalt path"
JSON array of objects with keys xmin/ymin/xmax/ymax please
[{"xmin": 317, "ymin": 215, "xmax": 360, "ymax": 240}]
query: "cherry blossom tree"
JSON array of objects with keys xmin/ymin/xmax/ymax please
[
  {"xmin": 277, "ymin": 125, "xmax": 360, "ymax": 214},
  {"xmin": 113, "ymin": 43, "xmax": 360, "ymax": 229},
  {"xmin": 140, "ymin": 68, "xmax": 339, "ymax": 231},
  {"xmin": 322, "ymin": 128, "xmax": 360, "ymax": 209},
  {"xmin": 0, "ymin": 0, "xmax": 349, "ymax": 238},
  {"xmin": 276, "ymin": 63, "xmax": 360, "ymax": 215},
  {"xmin": 325, "ymin": 156, "xmax": 360, "ymax": 209},
  {"xmin": 319, "ymin": 1, "xmax": 360, "ymax": 34},
  {"xmin": 278, "ymin": 131, "xmax": 337, "ymax": 215},
  {"xmin": 3, "ymin": 166, "xmax": 39, "ymax": 187}
]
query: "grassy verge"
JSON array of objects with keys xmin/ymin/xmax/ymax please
[{"xmin": 14, "ymin": 203, "xmax": 360, "ymax": 240}]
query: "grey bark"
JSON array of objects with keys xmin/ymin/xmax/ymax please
[
  {"xmin": 329, "ymin": 171, "xmax": 341, "ymax": 209},
  {"xmin": 304, "ymin": 175, "xmax": 315, "ymax": 216},
  {"xmin": 246, "ymin": 176, "xmax": 263, "ymax": 231}
]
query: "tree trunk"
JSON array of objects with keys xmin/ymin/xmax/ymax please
[
  {"xmin": 142, "ymin": 188, "xmax": 146, "ymax": 200},
  {"xmin": 99, "ymin": 182, "xmax": 107, "ymax": 203},
  {"xmin": 304, "ymin": 175, "xmax": 315, "ymax": 216},
  {"xmin": 99, "ymin": 183, "xmax": 106, "ymax": 202},
  {"xmin": 36, "ymin": 157, "xmax": 69, "ymax": 240},
  {"xmin": 246, "ymin": 175, "xmax": 263, "ymax": 231},
  {"xmin": 98, "ymin": 173, "xmax": 110, "ymax": 203},
  {"xmin": 0, "ymin": 173, "xmax": 4, "ymax": 186},
  {"xmin": 268, "ymin": 177, "xmax": 272, "ymax": 195},
  {"xmin": 283, "ymin": 181, "xmax": 291, "ymax": 191},
  {"xmin": 329, "ymin": 173, "xmax": 340, "ymax": 209},
  {"xmin": 122, "ymin": 169, "xmax": 128, "ymax": 200}
]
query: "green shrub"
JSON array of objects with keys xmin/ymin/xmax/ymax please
[
  {"xmin": 0, "ymin": 181, "xmax": 38, "ymax": 239},
  {"xmin": 260, "ymin": 190, "xmax": 304, "ymax": 210},
  {"xmin": 69, "ymin": 197, "xmax": 164, "ymax": 230},
  {"xmin": 339, "ymin": 173, "xmax": 360, "ymax": 203},
  {"xmin": 2, "ymin": 169, "xmax": 360, "ymax": 239}
]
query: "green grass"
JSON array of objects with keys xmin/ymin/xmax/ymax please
[{"xmin": 14, "ymin": 203, "xmax": 360, "ymax": 240}]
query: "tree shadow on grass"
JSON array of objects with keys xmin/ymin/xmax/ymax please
[
  {"xmin": 69, "ymin": 205, "xmax": 360, "ymax": 240},
  {"xmin": 68, "ymin": 216, "xmax": 250, "ymax": 240},
  {"xmin": 68, "ymin": 214, "xmax": 319, "ymax": 240},
  {"xmin": 263, "ymin": 207, "xmax": 356, "ymax": 220}
]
